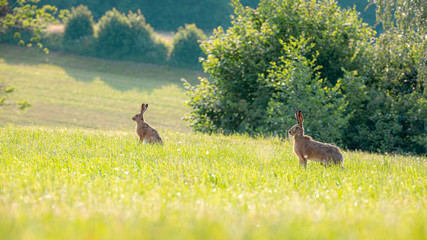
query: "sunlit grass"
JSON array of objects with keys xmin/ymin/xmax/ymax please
[
  {"xmin": 1, "ymin": 126, "xmax": 426, "ymax": 239},
  {"xmin": 0, "ymin": 44, "xmax": 201, "ymax": 132}
]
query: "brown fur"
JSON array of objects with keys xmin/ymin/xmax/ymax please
[
  {"xmin": 288, "ymin": 110, "xmax": 343, "ymax": 168},
  {"xmin": 132, "ymin": 103, "xmax": 163, "ymax": 144}
]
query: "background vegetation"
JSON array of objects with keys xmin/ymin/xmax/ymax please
[
  {"xmin": 27, "ymin": 0, "xmax": 377, "ymax": 32},
  {"xmin": 185, "ymin": 0, "xmax": 426, "ymax": 155}
]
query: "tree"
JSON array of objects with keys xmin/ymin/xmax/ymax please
[
  {"xmin": 0, "ymin": 0, "xmax": 60, "ymax": 110},
  {"xmin": 63, "ymin": 5, "xmax": 94, "ymax": 42},
  {"xmin": 185, "ymin": 0, "xmax": 373, "ymax": 136},
  {"xmin": 169, "ymin": 24, "xmax": 207, "ymax": 69},
  {"xmin": 0, "ymin": 0, "xmax": 62, "ymax": 52},
  {"xmin": 342, "ymin": 0, "xmax": 426, "ymax": 154},
  {"xmin": 185, "ymin": 0, "xmax": 426, "ymax": 154}
]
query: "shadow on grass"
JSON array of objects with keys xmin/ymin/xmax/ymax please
[{"xmin": 0, "ymin": 44, "xmax": 202, "ymax": 92}]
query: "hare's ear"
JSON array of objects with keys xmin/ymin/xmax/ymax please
[
  {"xmin": 295, "ymin": 110, "xmax": 299, "ymax": 123},
  {"xmin": 298, "ymin": 111, "xmax": 304, "ymax": 125},
  {"xmin": 141, "ymin": 103, "xmax": 146, "ymax": 113}
]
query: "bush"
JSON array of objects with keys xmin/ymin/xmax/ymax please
[
  {"xmin": 96, "ymin": 9, "xmax": 167, "ymax": 63},
  {"xmin": 63, "ymin": 5, "xmax": 94, "ymax": 42},
  {"xmin": 96, "ymin": 9, "xmax": 133, "ymax": 59},
  {"xmin": 184, "ymin": 0, "xmax": 426, "ymax": 155},
  {"xmin": 341, "ymin": 31, "xmax": 426, "ymax": 154},
  {"xmin": 127, "ymin": 11, "xmax": 168, "ymax": 64},
  {"xmin": 265, "ymin": 37, "xmax": 348, "ymax": 144},
  {"xmin": 169, "ymin": 24, "xmax": 206, "ymax": 69},
  {"xmin": 62, "ymin": 5, "xmax": 96, "ymax": 55},
  {"xmin": 185, "ymin": 0, "xmax": 373, "ymax": 136}
]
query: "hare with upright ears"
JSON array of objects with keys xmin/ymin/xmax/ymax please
[
  {"xmin": 288, "ymin": 110, "xmax": 343, "ymax": 168},
  {"xmin": 132, "ymin": 103, "xmax": 163, "ymax": 144}
]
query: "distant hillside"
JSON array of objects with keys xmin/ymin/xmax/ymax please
[{"xmin": 27, "ymin": 0, "xmax": 378, "ymax": 32}]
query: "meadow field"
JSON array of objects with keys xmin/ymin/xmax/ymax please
[
  {"xmin": 1, "ymin": 45, "xmax": 426, "ymax": 239},
  {"xmin": 0, "ymin": 44, "xmax": 199, "ymax": 132}
]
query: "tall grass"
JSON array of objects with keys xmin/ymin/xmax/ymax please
[{"xmin": 1, "ymin": 126, "xmax": 426, "ymax": 239}]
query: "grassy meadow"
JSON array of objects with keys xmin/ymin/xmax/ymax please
[
  {"xmin": 0, "ymin": 44, "xmax": 200, "ymax": 132},
  {"xmin": 1, "ymin": 45, "xmax": 426, "ymax": 239}
]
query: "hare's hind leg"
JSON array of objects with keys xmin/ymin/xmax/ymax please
[
  {"xmin": 147, "ymin": 137, "xmax": 162, "ymax": 145},
  {"xmin": 298, "ymin": 156, "xmax": 307, "ymax": 168}
]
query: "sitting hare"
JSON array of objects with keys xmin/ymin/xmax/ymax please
[
  {"xmin": 132, "ymin": 103, "xmax": 163, "ymax": 144},
  {"xmin": 288, "ymin": 110, "xmax": 343, "ymax": 168}
]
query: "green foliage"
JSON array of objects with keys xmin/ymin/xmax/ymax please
[
  {"xmin": 63, "ymin": 5, "xmax": 94, "ymax": 42},
  {"xmin": 265, "ymin": 37, "xmax": 348, "ymax": 144},
  {"xmin": 0, "ymin": 84, "xmax": 31, "ymax": 110},
  {"xmin": 62, "ymin": 5, "xmax": 95, "ymax": 55},
  {"xmin": 32, "ymin": 0, "xmax": 379, "ymax": 32},
  {"xmin": 96, "ymin": 9, "xmax": 167, "ymax": 64},
  {"xmin": 127, "ymin": 10, "xmax": 168, "ymax": 64},
  {"xmin": 369, "ymin": 0, "xmax": 426, "ymax": 32},
  {"xmin": 186, "ymin": 0, "xmax": 373, "ymax": 135},
  {"xmin": 342, "ymin": 31, "xmax": 426, "ymax": 154},
  {"xmin": 169, "ymin": 24, "xmax": 207, "ymax": 69},
  {"xmin": 0, "ymin": 85, "xmax": 12, "ymax": 105},
  {"xmin": 32, "ymin": 0, "xmax": 235, "ymax": 31},
  {"xmin": 0, "ymin": 0, "xmax": 61, "ymax": 52},
  {"xmin": 96, "ymin": 9, "xmax": 133, "ymax": 59},
  {"xmin": 339, "ymin": 0, "xmax": 427, "ymax": 154},
  {"xmin": 17, "ymin": 99, "xmax": 31, "ymax": 110},
  {"xmin": 185, "ymin": 0, "xmax": 425, "ymax": 154}
]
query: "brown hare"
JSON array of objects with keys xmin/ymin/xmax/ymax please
[
  {"xmin": 132, "ymin": 103, "xmax": 163, "ymax": 144},
  {"xmin": 288, "ymin": 110, "xmax": 343, "ymax": 168}
]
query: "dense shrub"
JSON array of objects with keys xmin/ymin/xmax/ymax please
[
  {"xmin": 62, "ymin": 5, "xmax": 95, "ymax": 55},
  {"xmin": 342, "ymin": 31, "xmax": 426, "ymax": 154},
  {"xmin": 127, "ymin": 11, "xmax": 168, "ymax": 64},
  {"xmin": 340, "ymin": 0, "xmax": 426, "ymax": 154},
  {"xmin": 169, "ymin": 24, "xmax": 206, "ymax": 69},
  {"xmin": 185, "ymin": 0, "xmax": 373, "ymax": 135},
  {"xmin": 96, "ymin": 9, "xmax": 133, "ymax": 59},
  {"xmin": 63, "ymin": 5, "xmax": 94, "ymax": 42},
  {"xmin": 185, "ymin": 0, "xmax": 426, "ymax": 154},
  {"xmin": 33, "ymin": 0, "xmax": 377, "ymax": 32},
  {"xmin": 96, "ymin": 9, "xmax": 167, "ymax": 63},
  {"xmin": 265, "ymin": 37, "xmax": 348, "ymax": 144}
]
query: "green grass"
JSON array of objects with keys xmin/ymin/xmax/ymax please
[
  {"xmin": 1, "ymin": 126, "xmax": 426, "ymax": 239},
  {"xmin": 1, "ymin": 45, "xmax": 426, "ymax": 239},
  {"xmin": 0, "ymin": 44, "xmax": 201, "ymax": 132}
]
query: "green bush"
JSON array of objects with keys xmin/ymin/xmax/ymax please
[
  {"xmin": 169, "ymin": 24, "xmax": 206, "ymax": 69},
  {"xmin": 96, "ymin": 9, "xmax": 133, "ymax": 59},
  {"xmin": 63, "ymin": 5, "xmax": 94, "ymax": 42},
  {"xmin": 185, "ymin": 0, "xmax": 373, "ymax": 136},
  {"xmin": 342, "ymin": 31, "xmax": 426, "ymax": 154},
  {"xmin": 96, "ymin": 9, "xmax": 167, "ymax": 63},
  {"xmin": 340, "ymin": 0, "xmax": 426, "ymax": 154},
  {"xmin": 127, "ymin": 10, "xmax": 168, "ymax": 64},
  {"xmin": 265, "ymin": 37, "xmax": 348, "ymax": 144},
  {"xmin": 184, "ymin": 0, "xmax": 426, "ymax": 154},
  {"xmin": 62, "ymin": 5, "xmax": 96, "ymax": 55}
]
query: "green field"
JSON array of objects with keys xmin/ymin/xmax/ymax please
[
  {"xmin": 0, "ymin": 44, "xmax": 200, "ymax": 132},
  {"xmin": 1, "ymin": 45, "xmax": 426, "ymax": 239}
]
